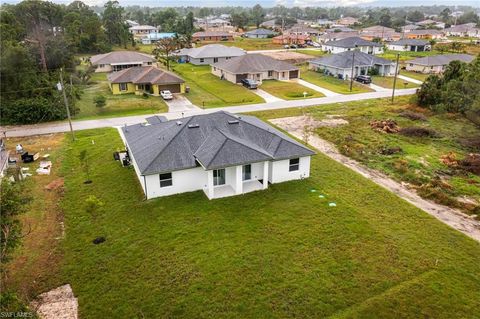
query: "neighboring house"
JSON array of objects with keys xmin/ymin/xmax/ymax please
[
  {"xmin": 243, "ymin": 28, "xmax": 276, "ymax": 39},
  {"xmin": 321, "ymin": 37, "xmax": 383, "ymax": 54},
  {"xmin": 387, "ymin": 39, "xmax": 431, "ymax": 52},
  {"xmin": 272, "ymin": 34, "xmax": 310, "ymax": 45},
  {"xmin": 211, "ymin": 54, "xmax": 299, "ymax": 84},
  {"xmin": 317, "ymin": 19, "xmax": 335, "ymax": 26},
  {"xmin": 405, "ymin": 29, "xmax": 444, "ymax": 40},
  {"xmin": 260, "ymin": 19, "xmax": 277, "ymax": 29},
  {"xmin": 192, "ymin": 31, "xmax": 234, "ymax": 42},
  {"xmin": 401, "ymin": 24, "xmax": 420, "ymax": 33},
  {"xmin": 361, "ymin": 25, "xmax": 395, "ymax": 34},
  {"xmin": 196, "ymin": 17, "xmax": 231, "ymax": 28},
  {"xmin": 141, "ymin": 32, "xmax": 175, "ymax": 44},
  {"xmin": 416, "ymin": 19, "xmax": 445, "ymax": 29},
  {"xmin": 119, "ymin": 111, "xmax": 315, "ymax": 200},
  {"xmin": 318, "ymin": 31, "xmax": 359, "ymax": 43},
  {"xmin": 309, "ymin": 51, "xmax": 396, "ymax": 80},
  {"xmin": 129, "ymin": 25, "xmax": 158, "ymax": 38},
  {"xmin": 90, "ymin": 51, "xmax": 156, "ymax": 73},
  {"xmin": 107, "ymin": 66, "xmax": 185, "ymax": 95},
  {"xmin": 175, "ymin": 44, "xmax": 245, "ymax": 65},
  {"xmin": 326, "ymin": 27, "xmax": 356, "ymax": 33},
  {"xmin": 337, "ymin": 17, "xmax": 359, "ymax": 26},
  {"xmin": 287, "ymin": 26, "xmax": 321, "ymax": 37},
  {"xmin": 360, "ymin": 31, "xmax": 401, "ymax": 42},
  {"xmin": 126, "ymin": 20, "xmax": 139, "ymax": 27},
  {"xmin": 445, "ymin": 24, "xmax": 480, "ymax": 37},
  {"xmin": 405, "ymin": 54, "xmax": 475, "ymax": 73}
]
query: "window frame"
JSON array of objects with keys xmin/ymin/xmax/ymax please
[
  {"xmin": 213, "ymin": 57, "xmax": 218, "ymax": 63},
  {"xmin": 289, "ymin": 158, "xmax": 300, "ymax": 172},
  {"xmin": 119, "ymin": 83, "xmax": 128, "ymax": 91},
  {"xmin": 159, "ymin": 172, "xmax": 173, "ymax": 188},
  {"xmin": 213, "ymin": 169, "xmax": 226, "ymax": 186},
  {"xmin": 199, "ymin": 58, "xmax": 205, "ymax": 63},
  {"xmin": 242, "ymin": 164, "xmax": 251, "ymax": 181}
]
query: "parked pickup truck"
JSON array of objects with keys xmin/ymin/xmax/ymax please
[{"xmin": 160, "ymin": 90, "xmax": 173, "ymax": 100}]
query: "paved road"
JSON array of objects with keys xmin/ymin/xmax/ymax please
[{"xmin": 1, "ymin": 88, "xmax": 416, "ymax": 137}]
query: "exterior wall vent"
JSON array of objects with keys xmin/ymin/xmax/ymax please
[
  {"xmin": 176, "ymin": 121, "xmax": 183, "ymax": 126},
  {"xmin": 228, "ymin": 120, "xmax": 239, "ymax": 124},
  {"xmin": 188, "ymin": 124, "xmax": 200, "ymax": 128}
]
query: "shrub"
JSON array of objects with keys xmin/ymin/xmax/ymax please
[
  {"xmin": 399, "ymin": 111, "xmax": 427, "ymax": 121},
  {"xmin": 399, "ymin": 126, "xmax": 439, "ymax": 138},
  {"xmin": 93, "ymin": 95, "xmax": 106, "ymax": 107}
]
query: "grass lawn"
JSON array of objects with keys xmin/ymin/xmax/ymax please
[
  {"xmin": 251, "ymin": 96, "xmax": 480, "ymax": 215},
  {"xmin": 112, "ymin": 44, "xmax": 154, "ymax": 54},
  {"xmin": 196, "ymin": 37, "xmax": 284, "ymax": 51},
  {"xmin": 378, "ymin": 50, "xmax": 441, "ymax": 62},
  {"xmin": 371, "ymin": 76, "xmax": 420, "ymax": 89},
  {"xmin": 260, "ymin": 80, "xmax": 324, "ymax": 100},
  {"xmin": 299, "ymin": 65, "xmax": 373, "ymax": 94},
  {"xmin": 172, "ymin": 63, "xmax": 264, "ymax": 108},
  {"xmin": 5, "ymin": 127, "xmax": 480, "ymax": 318},
  {"xmin": 295, "ymin": 49, "xmax": 326, "ymax": 57},
  {"xmin": 74, "ymin": 78, "xmax": 168, "ymax": 120},
  {"xmin": 399, "ymin": 70, "xmax": 429, "ymax": 82}
]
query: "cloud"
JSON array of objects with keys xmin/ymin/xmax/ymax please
[{"xmin": 276, "ymin": 0, "xmax": 376, "ymax": 6}]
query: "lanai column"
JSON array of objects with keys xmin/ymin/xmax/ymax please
[
  {"xmin": 263, "ymin": 161, "xmax": 269, "ymax": 189},
  {"xmin": 207, "ymin": 170, "xmax": 214, "ymax": 199},
  {"xmin": 235, "ymin": 165, "xmax": 243, "ymax": 195}
]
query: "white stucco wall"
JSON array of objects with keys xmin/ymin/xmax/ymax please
[
  {"xmin": 144, "ymin": 167, "xmax": 207, "ymax": 199},
  {"xmin": 322, "ymin": 45, "xmax": 383, "ymax": 54},
  {"xmin": 190, "ymin": 56, "xmax": 240, "ymax": 65},
  {"xmin": 269, "ymin": 156, "xmax": 311, "ymax": 184}
]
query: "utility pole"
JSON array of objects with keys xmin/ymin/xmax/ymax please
[
  {"xmin": 391, "ymin": 53, "xmax": 400, "ymax": 103},
  {"xmin": 349, "ymin": 50, "xmax": 356, "ymax": 92},
  {"xmin": 69, "ymin": 74, "xmax": 75, "ymax": 116},
  {"xmin": 59, "ymin": 68, "xmax": 75, "ymax": 141}
]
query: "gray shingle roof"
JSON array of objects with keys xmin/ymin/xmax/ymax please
[
  {"xmin": 389, "ymin": 39, "xmax": 430, "ymax": 46},
  {"xmin": 212, "ymin": 54, "xmax": 298, "ymax": 74},
  {"xmin": 406, "ymin": 54, "xmax": 474, "ymax": 66},
  {"xmin": 176, "ymin": 44, "xmax": 245, "ymax": 59},
  {"xmin": 324, "ymin": 36, "xmax": 382, "ymax": 48},
  {"xmin": 90, "ymin": 51, "xmax": 155, "ymax": 65},
  {"xmin": 245, "ymin": 28, "xmax": 276, "ymax": 35},
  {"xmin": 310, "ymin": 51, "xmax": 394, "ymax": 69},
  {"xmin": 122, "ymin": 111, "xmax": 315, "ymax": 175},
  {"xmin": 107, "ymin": 66, "xmax": 184, "ymax": 85}
]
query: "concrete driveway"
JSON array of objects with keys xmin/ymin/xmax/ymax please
[
  {"xmin": 292, "ymin": 79, "xmax": 340, "ymax": 97},
  {"xmin": 252, "ymin": 89, "xmax": 284, "ymax": 102},
  {"xmin": 164, "ymin": 94, "xmax": 201, "ymax": 113}
]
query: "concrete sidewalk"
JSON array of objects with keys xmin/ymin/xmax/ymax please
[
  {"xmin": 398, "ymin": 74, "xmax": 423, "ymax": 85},
  {"xmin": 293, "ymin": 79, "xmax": 340, "ymax": 97},
  {"xmin": 1, "ymin": 88, "xmax": 417, "ymax": 137},
  {"xmin": 252, "ymin": 89, "xmax": 283, "ymax": 102}
]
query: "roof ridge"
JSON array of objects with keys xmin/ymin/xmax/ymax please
[
  {"xmin": 196, "ymin": 128, "xmax": 229, "ymax": 168},
  {"xmin": 143, "ymin": 117, "xmax": 193, "ymax": 173},
  {"xmin": 219, "ymin": 129, "xmax": 273, "ymax": 158},
  {"xmin": 134, "ymin": 66, "xmax": 154, "ymax": 83}
]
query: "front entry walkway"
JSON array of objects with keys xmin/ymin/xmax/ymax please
[
  {"xmin": 165, "ymin": 94, "xmax": 202, "ymax": 113},
  {"xmin": 292, "ymin": 79, "xmax": 340, "ymax": 97},
  {"xmin": 369, "ymin": 83, "xmax": 390, "ymax": 92},
  {"xmin": 397, "ymin": 74, "xmax": 423, "ymax": 85},
  {"xmin": 252, "ymin": 88, "xmax": 284, "ymax": 102}
]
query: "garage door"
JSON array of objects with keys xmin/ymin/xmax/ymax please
[
  {"xmin": 289, "ymin": 70, "xmax": 299, "ymax": 79},
  {"xmin": 236, "ymin": 74, "xmax": 248, "ymax": 83},
  {"xmin": 159, "ymin": 84, "xmax": 181, "ymax": 93}
]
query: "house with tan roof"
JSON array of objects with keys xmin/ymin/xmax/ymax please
[
  {"xmin": 107, "ymin": 66, "xmax": 185, "ymax": 95},
  {"xmin": 90, "ymin": 51, "xmax": 156, "ymax": 73},
  {"xmin": 192, "ymin": 31, "xmax": 233, "ymax": 42}
]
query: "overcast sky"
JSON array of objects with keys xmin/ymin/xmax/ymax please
[{"xmin": 2, "ymin": 0, "xmax": 479, "ymax": 7}]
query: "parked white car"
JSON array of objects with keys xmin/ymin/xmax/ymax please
[{"xmin": 160, "ymin": 90, "xmax": 173, "ymax": 100}]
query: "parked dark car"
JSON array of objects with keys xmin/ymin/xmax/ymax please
[
  {"xmin": 355, "ymin": 75, "xmax": 372, "ymax": 84},
  {"xmin": 241, "ymin": 78, "xmax": 258, "ymax": 89}
]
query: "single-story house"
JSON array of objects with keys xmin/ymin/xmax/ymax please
[
  {"xmin": 319, "ymin": 31, "xmax": 359, "ymax": 43},
  {"xmin": 316, "ymin": 19, "xmax": 335, "ymax": 26},
  {"xmin": 272, "ymin": 34, "xmax": 310, "ymax": 45},
  {"xmin": 361, "ymin": 25, "xmax": 395, "ymax": 34},
  {"xmin": 243, "ymin": 28, "xmax": 276, "ymax": 38},
  {"xmin": 141, "ymin": 32, "xmax": 175, "ymax": 44},
  {"xmin": 260, "ymin": 19, "xmax": 278, "ymax": 29},
  {"xmin": 119, "ymin": 111, "xmax": 315, "ymax": 200},
  {"xmin": 129, "ymin": 25, "xmax": 158, "ymax": 38},
  {"xmin": 405, "ymin": 54, "xmax": 475, "ymax": 74},
  {"xmin": 445, "ymin": 24, "xmax": 480, "ymax": 38},
  {"xmin": 309, "ymin": 51, "xmax": 396, "ymax": 80},
  {"xmin": 211, "ymin": 54, "xmax": 299, "ymax": 84},
  {"xmin": 107, "ymin": 66, "xmax": 185, "ymax": 95},
  {"xmin": 326, "ymin": 27, "xmax": 357, "ymax": 33},
  {"xmin": 90, "ymin": 51, "xmax": 156, "ymax": 73},
  {"xmin": 192, "ymin": 31, "xmax": 233, "ymax": 42},
  {"xmin": 336, "ymin": 17, "xmax": 359, "ymax": 26},
  {"xmin": 286, "ymin": 26, "xmax": 321, "ymax": 37},
  {"xmin": 126, "ymin": 20, "xmax": 139, "ymax": 27},
  {"xmin": 321, "ymin": 37, "xmax": 383, "ymax": 54},
  {"xmin": 360, "ymin": 31, "xmax": 402, "ymax": 42},
  {"xmin": 401, "ymin": 24, "xmax": 420, "ymax": 33},
  {"xmin": 175, "ymin": 44, "xmax": 245, "ymax": 65},
  {"xmin": 415, "ymin": 19, "xmax": 445, "ymax": 29},
  {"xmin": 405, "ymin": 29, "xmax": 444, "ymax": 40},
  {"xmin": 387, "ymin": 39, "xmax": 431, "ymax": 52}
]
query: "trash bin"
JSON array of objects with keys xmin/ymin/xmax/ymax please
[{"xmin": 185, "ymin": 86, "xmax": 190, "ymax": 93}]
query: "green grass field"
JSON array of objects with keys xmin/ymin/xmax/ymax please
[
  {"xmin": 260, "ymin": 80, "xmax": 324, "ymax": 100},
  {"xmin": 15, "ymin": 127, "xmax": 473, "ymax": 318},
  {"xmin": 172, "ymin": 63, "xmax": 264, "ymax": 108},
  {"xmin": 74, "ymin": 75, "xmax": 168, "ymax": 120},
  {"xmin": 251, "ymin": 96, "xmax": 480, "ymax": 215},
  {"xmin": 372, "ymin": 76, "xmax": 420, "ymax": 89},
  {"xmin": 295, "ymin": 49, "xmax": 326, "ymax": 57},
  {"xmin": 378, "ymin": 50, "xmax": 441, "ymax": 62},
  {"xmin": 299, "ymin": 65, "xmax": 373, "ymax": 94},
  {"xmin": 399, "ymin": 70, "xmax": 429, "ymax": 82},
  {"xmin": 196, "ymin": 37, "xmax": 284, "ymax": 51}
]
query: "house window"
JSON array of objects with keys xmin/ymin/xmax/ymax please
[
  {"xmin": 268, "ymin": 70, "xmax": 273, "ymax": 77},
  {"xmin": 159, "ymin": 173, "xmax": 172, "ymax": 188},
  {"xmin": 213, "ymin": 169, "xmax": 225, "ymax": 186},
  {"xmin": 226, "ymin": 57, "xmax": 231, "ymax": 60},
  {"xmin": 289, "ymin": 158, "xmax": 300, "ymax": 172},
  {"xmin": 99, "ymin": 64, "xmax": 105, "ymax": 68},
  {"xmin": 119, "ymin": 83, "xmax": 128, "ymax": 91},
  {"xmin": 242, "ymin": 164, "xmax": 251, "ymax": 181},
  {"xmin": 200, "ymin": 58, "xmax": 205, "ymax": 63},
  {"xmin": 213, "ymin": 67, "xmax": 216, "ymax": 71},
  {"xmin": 213, "ymin": 57, "xmax": 218, "ymax": 63}
]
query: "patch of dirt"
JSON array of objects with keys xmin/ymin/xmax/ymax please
[
  {"xmin": 30, "ymin": 284, "xmax": 78, "ymax": 319},
  {"xmin": 270, "ymin": 116, "xmax": 480, "ymax": 243},
  {"xmin": 270, "ymin": 115, "xmax": 348, "ymax": 131},
  {"xmin": 370, "ymin": 119, "xmax": 400, "ymax": 133},
  {"xmin": 45, "ymin": 178, "xmax": 64, "ymax": 191},
  {"xmin": 259, "ymin": 51, "xmax": 315, "ymax": 63}
]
